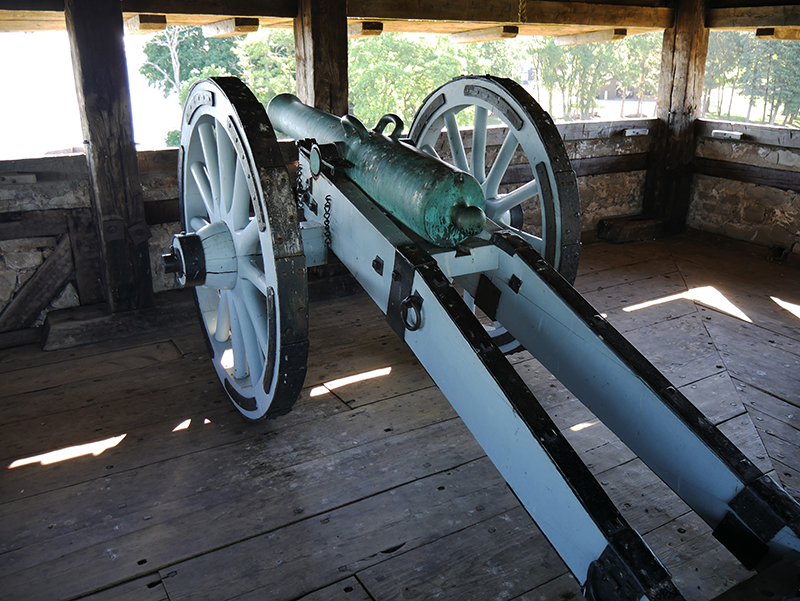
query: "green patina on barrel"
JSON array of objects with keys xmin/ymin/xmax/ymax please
[{"xmin": 268, "ymin": 94, "xmax": 485, "ymax": 247}]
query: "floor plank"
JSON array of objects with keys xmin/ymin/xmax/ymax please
[
  {"xmin": 1, "ymin": 236, "xmax": 798, "ymax": 601},
  {"xmin": 0, "ymin": 341, "xmax": 183, "ymax": 398},
  {"xmin": 162, "ymin": 459, "xmax": 518, "ymax": 601}
]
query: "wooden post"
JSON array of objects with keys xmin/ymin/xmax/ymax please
[
  {"xmin": 643, "ymin": 0, "xmax": 709, "ymax": 233},
  {"xmin": 294, "ymin": 0, "xmax": 349, "ymax": 116},
  {"xmin": 65, "ymin": 0, "xmax": 154, "ymax": 312}
]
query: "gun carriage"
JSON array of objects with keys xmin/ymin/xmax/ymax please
[{"xmin": 162, "ymin": 76, "xmax": 800, "ymax": 600}]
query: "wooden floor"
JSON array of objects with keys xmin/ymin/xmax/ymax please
[{"xmin": 1, "ymin": 235, "xmax": 799, "ymax": 601}]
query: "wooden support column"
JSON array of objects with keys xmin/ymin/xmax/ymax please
[
  {"xmin": 294, "ymin": 0, "xmax": 349, "ymax": 116},
  {"xmin": 65, "ymin": 0, "xmax": 153, "ymax": 312},
  {"xmin": 644, "ymin": 0, "xmax": 709, "ymax": 233}
]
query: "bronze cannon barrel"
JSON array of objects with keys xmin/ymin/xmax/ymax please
[{"xmin": 268, "ymin": 94, "xmax": 485, "ymax": 247}]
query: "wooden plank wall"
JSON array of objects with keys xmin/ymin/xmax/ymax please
[{"xmin": 0, "ymin": 152, "xmax": 180, "ymax": 345}]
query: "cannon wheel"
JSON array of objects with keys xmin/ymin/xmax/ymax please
[
  {"xmin": 179, "ymin": 77, "xmax": 308, "ymax": 420},
  {"xmin": 409, "ymin": 75, "xmax": 581, "ymax": 353}
]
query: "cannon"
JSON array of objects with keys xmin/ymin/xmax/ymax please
[{"xmin": 162, "ymin": 76, "xmax": 800, "ymax": 600}]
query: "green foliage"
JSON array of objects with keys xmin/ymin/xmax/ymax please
[
  {"xmin": 140, "ymin": 26, "xmax": 240, "ymax": 98},
  {"xmin": 348, "ymin": 33, "xmax": 465, "ymax": 128},
  {"xmin": 613, "ymin": 33, "xmax": 661, "ymax": 117},
  {"xmin": 177, "ymin": 65, "xmax": 235, "ymax": 106},
  {"xmin": 236, "ymin": 28, "xmax": 296, "ymax": 107},
  {"xmin": 164, "ymin": 129, "xmax": 181, "ymax": 147},
  {"xmin": 524, "ymin": 37, "xmax": 620, "ymax": 120},
  {"xmin": 706, "ymin": 31, "xmax": 800, "ymax": 126},
  {"xmin": 346, "ymin": 34, "xmax": 539, "ymax": 129},
  {"xmin": 459, "ymin": 38, "xmax": 526, "ymax": 80}
]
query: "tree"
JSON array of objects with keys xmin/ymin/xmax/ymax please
[
  {"xmin": 532, "ymin": 38, "xmax": 565, "ymax": 116},
  {"xmin": 348, "ymin": 33, "xmax": 465, "ymax": 128},
  {"xmin": 235, "ymin": 28, "xmax": 296, "ymax": 108},
  {"xmin": 611, "ymin": 33, "xmax": 660, "ymax": 118},
  {"xmin": 140, "ymin": 26, "xmax": 241, "ymax": 146},
  {"xmin": 704, "ymin": 31, "xmax": 749, "ymax": 118},
  {"xmin": 140, "ymin": 26, "xmax": 241, "ymax": 98},
  {"xmin": 460, "ymin": 38, "xmax": 525, "ymax": 80},
  {"xmin": 767, "ymin": 40, "xmax": 800, "ymax": 126}
]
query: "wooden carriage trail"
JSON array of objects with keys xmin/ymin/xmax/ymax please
[{"xmin": 1, "ymin": 235, "xmax": 799, "ymax": 601}]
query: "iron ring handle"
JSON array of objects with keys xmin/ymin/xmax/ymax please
[{"xmin": 400, "ymin": 292, "xmax": 424, "ymax": 331}]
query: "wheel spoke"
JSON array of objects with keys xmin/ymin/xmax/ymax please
[
  {"xmin": 420, "ymin": 143, "xmax": 440, "ymax": 159},
  {"xmin": 444, "ymin": 112, "xmax": 469, "ymax": 173},
  {"xmin": 230, "ymin": 163, "xmax": 251, "ymax": 230},
  {"xmin": 471, "ymin": 106, "xmax": 488, "ymax": 184},
  {"xmin": 198, "ymin": 122, "xmax": 221, "ymax": 211},
  {"xmin": 190, "ymin": 216, "xmax": 209, "ymax": 232},
  {"xmin": 513, "ymin": 228, "xmax": 544, "ymax": 254},
  {"xmin": 240, "ymin": 281, "xmax": 269, "ymax": 355},
  {"xmin": 217, "ymin": 124, "xmax": 236, "ymax": 215},
  {"xmin": 228, "ymin": 298, "xmax": 248, "ymax": 379},
  {"xmin": 487, "ymin": 179, "xmax": 540, "ymax": 217},
  {"xmin": 235, "ymin": 218, "xmax": 259, "ymax": 256},
  {"xmin": 190, "ymin": 161, "xmax": 215, "ymax": 220},
  {"xmin": 483, "ymin": 130, "xmax": 518, "ymax": 200},
  {"xmin": 231, "ymin": 290, "xmax": 264, "ymax": 381},
  {"xmin": 240, "ymin": 258, "xmax": 268, "ymax": 296},
  {"xmin": 215, "ymin": 291, "xmax": 231, "ymax": 343}
]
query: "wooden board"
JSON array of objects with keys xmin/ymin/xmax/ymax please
[
  {"xmin": 695, "ymin": 158, "xmax": 800, "ymax": 193},
  {"xmin": 1, "ymin": 424, "xmax": 486, "ymax": 600},
  {"xmin": 1, "ymin": 237, "xmax": 797, "ymax": 601},
  {"xmin": 355, "ymin": 507, "xmax": 567, "ymax": 601},
  {"xmin": 645, "ymin": 0, "xmax": 709, "ymax": 231},
  {"xmin": 0, "ymin": 340, "xmax": 182, "ymax": 399},
  {"xmin": 0, "ymin": 209, "xmax": 69, "ymax": 240},
  {"xmin": 294, "ymin": 0, "xmax": 348, "ymax": 116},
  {"xmin": 65, "ymin": 0, "xmax": 153, "ymax": 312},
  {"xmin": 0, "ymin": 235, "xmax": 73, "ymax": 332}
]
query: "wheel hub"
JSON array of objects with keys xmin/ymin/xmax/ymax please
[{"xmin": 163, "ymin": 221, "xmax": 238, "ymax": 290}]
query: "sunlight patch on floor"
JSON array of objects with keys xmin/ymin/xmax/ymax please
[
  {"xmin": 173, "ymin": 419, "xmax": 191, "ymax": 432},
  {"xmin": 310, "ymin": 367, "xmax": 393, "ymax": 397},
  {"xmin": 570, "ymin": 420, "xmax": 599, "ymax": 432},
  {"xmin": 623, "ymin": 286, "xmax": 752, "ymax": 323},
  {"xmin": 8, "ymin": 434, "xmax": 127, "ymax": 469},
  {"xmin": 772, "ymin": 296, "xmax": 800, "ymax": 321}
]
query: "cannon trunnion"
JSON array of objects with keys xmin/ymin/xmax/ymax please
[{"xmin": 163, "ymin": 76, "xmax": 800, "ymax": 601}]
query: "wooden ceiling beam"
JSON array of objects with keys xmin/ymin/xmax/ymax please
[
  {"xmin": 3, "ymin": 1, "xmax": 673, "ymax": 32},
  {"xmin": 201, "ymin": 17, "xmax": 258, "ymax": 37},
  {"xmin": 554, "ymin": 27, "xmax": 626, "ymax": 46},
  {"xmin": 1, "ymin": 0, "xmax": 297, "ymax": 18},
  {"xmin": 755, "ymin": 26, "xmax": 800, "ymax": 40},
  {"xmin": 450, "ymin": 25, "xmax": 518, "ymax": 43},
  {"xmin": 707, "ymin": 5, "xmax": 800, "ymax": 29},
  {"xmin": 348, "ymin": 21, "xmax": 383, "ymax": 38},
  {"xmin": 348, "ymin": 0, "xmax": 673, "ymax": 29},
  {"xmin": 123, "ymin": 14, "xmax": 166, "ymax": 35}
]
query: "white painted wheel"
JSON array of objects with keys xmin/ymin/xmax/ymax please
[
  {"xmin": 178, "ymin": 77, "xmax": 308, "ymax": 420},
  {"xmin": 410, "ymin": 76, "xmax": 581, "ymax": 353},
  {"xmin": 409, "ymin": 75, "xmax": 581, "ymax": 282}
]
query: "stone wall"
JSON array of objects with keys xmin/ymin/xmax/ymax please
[
  {"xmin": 565, "ymin": 134, "xmax": 649, "ymax": 233},
  {"xmin": 0, "ymin": 152, "xmax": 181, "ymax": 333},
  {"xmin": 689, "ymin": 128, "xmax": 800, "ymax": 264}
]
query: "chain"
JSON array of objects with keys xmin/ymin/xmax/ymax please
[
  {"xmin": 518, "ymin": 0, "xmax": 526, "ymax": 23},
  {"xmin": 295, "ymin": 162, "xmax": 306, "ymax": 214},
  {"xmin": 323, "ymin": 195, "xmax": 332, "ymax": 248}
]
